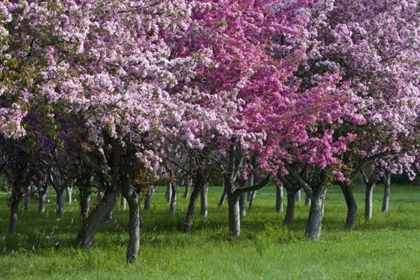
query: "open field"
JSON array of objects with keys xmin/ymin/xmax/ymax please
[{"xmin": 1, "ymin": 185, "xmax": 420, "ymax": 279}]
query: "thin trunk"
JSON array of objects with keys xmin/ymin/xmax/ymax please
[
  {"xmin": 80, "ymin": 186, "xmax": 92, "ymax": 221},
  {"xmin": 74, "ymin": 189, "xmax": 120, "ymax": 248},
  {"xmin": 382, "ymin": 172, "xmax": 391, "ymax": 213},
  {"xmin": 248, "ymin": 190, "xmax": 257, "ymax": 210},
  {"xmin": 56, "ymin": 188, "xmax": 65, "ymax": 215},
  {"xmin": 184, "ymin": 170, "xmax": 205, "ymax": 233},
  {"xmin": 183, "ymin": 178, "xmax": 191, "ymax": 199},
  {"xmin": 200, "ymin": 183, "xmax": 208, "ymax": 217},
  {"xmin": 143, "ymin": 185, "xmax": 154, "ymax": 211},
  {"xmin": 165, "ymin": 182, "xmax": 172, "ymax": 203},
  {"xmin": 66, "ymin": 186, "xmax": 73, "ymax": 204},
  {"xmin": 305, "ymin": 187, "xmax": 327, "ymax": 240},
  {"xmin": 295, "ymin": 189, "xmax": 301, "ymax": 202},
  {"xmin": 284, "ymin": 190, "xmax": 296, "ymax": 223},
  {"xmin": 247, "ymin": 174, "xmax": 256, "ymax": 209},
  {"xmin": 239, "ymin": 193, "xmax": 246, "ymax": 218},
  {"xmin": 8, "ymin": 189, "xmax": 22, "ymax": 234},
  {"xmin": 305, "ymin": 193, "xmax": 311, "ymax": 206},
  {"xmin": 365, "ymin": 185, "xmax": 374, "ymax": 219},
  {"xmin": 339, "ymin": 181, "xmax": 357, "ymax": 228},
  {"xmin": 23, "ymin": 186, "xmax": 31, "ymax": 210},
  {"xmin": 275, "ymin": 184, "xmax": 283, "ymax": 213},
  {"xmin": 218, "ymin": 187, "xmax": 227, "ymax": 207},
  {"xmin": 120, "ymin": 195, "xmax": 127, "ymax": 210},
  {"xmin": 38, "ymin": 187, "xmax": 47, "ymax": 214},
  {"xmin": 169, "ymin": 182, "xmax": 177, "ymax": 215}
]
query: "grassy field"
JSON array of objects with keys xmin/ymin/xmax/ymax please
[{"xmin": 1, "ymin": 184, "xmax": 420, "ymax": 279}]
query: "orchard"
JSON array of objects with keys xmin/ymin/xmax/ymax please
[{"xmin": 1, "ymin": 0, "xmax": 420, "ymax": 271}]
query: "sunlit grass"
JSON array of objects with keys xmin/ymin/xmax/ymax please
[{"xmin": 1, "ymin": 184, "xmax": 420, "ymax": 279}]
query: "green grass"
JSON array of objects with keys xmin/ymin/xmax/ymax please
[{"xmin": 1, "ymin": 185, "xmax": 420, "ymax": 279}]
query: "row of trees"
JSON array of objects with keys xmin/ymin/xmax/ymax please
[{"xmin": 2, "ymin": 0, "xmax": 420, "ymax": 263}]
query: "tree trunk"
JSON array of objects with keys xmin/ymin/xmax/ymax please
[
  {"xmin": 295, "ymin": 189, "xmax": 301, "ymax": 202},
  {"xmin": 120, "ymin": 195, "xmax": 127, "ymax": 210},
  {"xmin": 275, "ymin": 184, "xmax": 283, "ymax": 213},
  {"xmin": 75, "ymin": 189, "xmax": 120, "ymax": 248},
  {"xmin": 143, "ymin": 185, "xmax": 154, "ymax": 211},
  {"xmin": 184, "ymin": 186, "xmax": 200, "ymax": 233},
  {"xmin": 183, "ymin": 178, "xmax": 191, "ymax": 199},
  {"xmin": 169, "ymin": 182, "xmax": 177, "ymax": 215},
  {"xmin": 227, "ymin": 193, "xmax": 240, "ymax": 237},
  {"xmin": 284, "ymin": 190, "xmax": 296, "ymax": 223},
  {"xmin": 339, "ymin": 181, "xmax": 357, "ymax": 228},
  {"xmin": 38, "ymin": 186, "xmax": 47, "ymax": 214},
  {"xmin": 56, "ymin": 188, "xmax": 65, "ymax": 215},
  {"xmin": 66, "ymin": 185, "xmax": 73, "ymax": 204},
  {"xmin": 364, "ymin": 185, "xmax": 374, "ymax": 219},
  {"xmin": 184, "ymin": 170, "xmax": 205, "ymax": 233},
  {"xmin": 382, "ymin": 171, "xmax": 391, "ymax": 213},
  {"xmin": 305, "ymin": 193, "xmax": 311, "ymax": 206},
  {"xmin": 218, "ymin": 187, "xmax": 227, "ymax": 208},
  {"xmin": 305, "ymin": 187, "xmax": 327, "ymax": 240},
  {"xmin": 165, "ymin": 182, "xmax": 172, "ymax": 203},
  {"xmin": 248, "ymin": 190, "xmax": 257, "ymax": 210},
  {"xmin": 247, "ymin": 174, "xmax": 256, "ymax": 209},
  {"xmin": 239, "ymin": 193, "xmax": 246, "ymax": 218},
  {"xmin": 121, "ymin": 180, "xmax": 140, "ymax": 264},
  {"xmin": 23, "ymin": 186, "xmax": 32, "ymax": 211},
  {"xmin": 200, "ymin": 183, "xmax": 208, "ymax": 217},
  {"xmin": 8, "ymin": 189, "xmax": 22, "ymax": 234},
  {"xmin": 80, "ymin": 186, "xmax": 92, "ymax": 221}
]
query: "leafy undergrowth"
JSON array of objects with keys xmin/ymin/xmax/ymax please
[{"xmin": 1, "ymin": 185, "xmax": 420, "ymax": 279}]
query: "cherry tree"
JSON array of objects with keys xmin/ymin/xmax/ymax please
[{"xmin": 278, "ymin": 0, "xmax": 420, "ymax": 232}]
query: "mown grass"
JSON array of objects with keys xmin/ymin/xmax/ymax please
[{"xmin": 1, "ymin": 184, "xmax": 420, "ymax": 279}]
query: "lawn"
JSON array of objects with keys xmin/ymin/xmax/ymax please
[{"xmin": 1, "ymin": 184, "xmax": 420, "ymax": 279}]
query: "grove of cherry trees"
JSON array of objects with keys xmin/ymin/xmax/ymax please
[{"xmin": 1, "ymin": 0, "xmax": 420, "ymax": 263}]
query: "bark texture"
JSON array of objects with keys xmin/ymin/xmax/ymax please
[
  {"xmin": 339, "ymin": 181, "xmax": 357, "ymax": 228},
  {"xmin": 74, "ymin": 188, "xmax": 120, "ymax": 248},
  {"xmin": 305, "ymin": 187, "xmax": 327, "ymax": 240}
]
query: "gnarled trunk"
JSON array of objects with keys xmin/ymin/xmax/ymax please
[
  {"xmin": 339, "ymin": 181, "xmax": 357, "ymax": 228},
  {"xmin": 75, "ymin": 188, "xmax": 120, "ymax": 248}
]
